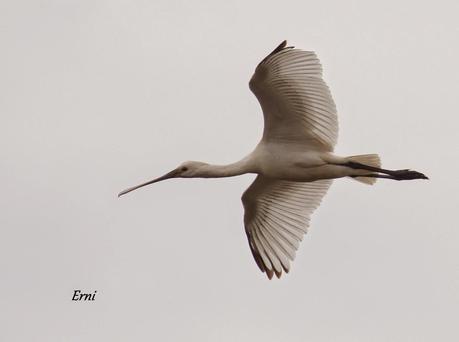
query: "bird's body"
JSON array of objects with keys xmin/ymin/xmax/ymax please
[
  {"xmin": 119, "ymin": 41, "xmax": 427, "ymax": 279},
  {"xmin": 252, "ymin": 143, "xmax": 325, "ymax": 180},
  {"xmin": 227, "ymin": 146, "xmax": 356, "ymax": 182}
]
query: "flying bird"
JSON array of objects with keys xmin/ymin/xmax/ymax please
[{"xmin": 119, "ymin": 41, "xmax": 427, "ymax": 279}]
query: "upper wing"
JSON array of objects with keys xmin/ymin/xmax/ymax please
[
  {"xmin": 241, "ymin": 175, "xmax": 332, "ymax": 279},
  {"xmin": 249, "ymin": 40, "xmax": 338, "ymax": 150}
]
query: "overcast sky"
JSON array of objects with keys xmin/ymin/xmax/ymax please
[{"xmin": 1, "ymin": 0, "xmax": 458, "ymax": 341}]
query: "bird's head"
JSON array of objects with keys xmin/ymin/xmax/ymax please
[
  {"xmin": 118, "ymin": 161, "xmax": 209, "ymax": 197},
  {"xmin": 175, "ymin": 161, "xmax": 209, "ymax": 177}
]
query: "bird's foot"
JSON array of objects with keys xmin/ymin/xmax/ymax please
[{"xmin": 391, "ymin": 169, "xmax": 429, "ymax": 180}]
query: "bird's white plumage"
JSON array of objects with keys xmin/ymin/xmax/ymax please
[
  {"xmin": 249, "ymin": 42, "xmax": 338, "ymax": 150},
  {"xmin": 242, "ymin": 176, "xmax": 332, "ymax": 279},
  {"xmin": 119, "ymin": 40, "xmax": 425, "ymax": 280}
]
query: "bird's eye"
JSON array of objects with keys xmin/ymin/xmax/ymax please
[{"xmin": 181, "ymin": 167, "xmax": 188, "ymax": 172}]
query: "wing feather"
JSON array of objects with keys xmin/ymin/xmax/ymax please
[
  {"xmin": 250, "ymin": 41, "xmax": 338, "ymax": 150},
  {"xmin": 242, "ymin": 176, "xmax": 332, "ymax": 279}
]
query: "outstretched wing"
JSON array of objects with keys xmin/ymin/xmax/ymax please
[
  {"xmin": 249, "ymin": 40, "xmax": 338, "ymax": 150},
  {"xmin": 241, "ymin": 176, "xmax": 332, "ymax": 279}
]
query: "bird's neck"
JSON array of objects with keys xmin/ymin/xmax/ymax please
[{"xmin": 201, "ymin": 157, "xmax": 253, "ymax": 178}]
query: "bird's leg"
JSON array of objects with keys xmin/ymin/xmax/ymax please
[
  {"xmin": 345, "ymin": 162, "xmax": 428, "ymax": 181},
  {"xmin": 350, "ymin": 173, "xmax": 394, "ymax": 180}
]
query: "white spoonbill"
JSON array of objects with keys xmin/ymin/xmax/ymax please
[{"xmin": 119, "ymin": 40, "xmax": 427, "ymax": 279}]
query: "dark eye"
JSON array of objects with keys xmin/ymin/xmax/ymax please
[{"xmin": 181, "ymin": 167, "xmax": 188, "ymax": 172}]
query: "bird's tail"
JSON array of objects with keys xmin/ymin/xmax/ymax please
[{"xmin": 346, "ymin": 154, "xmax": 381, "ymax": 185}]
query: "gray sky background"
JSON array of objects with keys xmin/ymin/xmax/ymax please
[{"xmin": 1, "ymin": 0, "xmax": 458, "ymax": 341}]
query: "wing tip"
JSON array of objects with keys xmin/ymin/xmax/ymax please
[
  {"xmin": 265, "ymin": 268, "xmax": 285, "ymax": 279},
  {"xmin": 266, "ymin": 269, "xmax": 274, "ymax": 280},
  {"xmin": 273, "ymin": 40, "xmax": 288, "ymax": 54},
  {"xmin": 258, "ymin": 40, "xmax": 294, "ymax": 66}
]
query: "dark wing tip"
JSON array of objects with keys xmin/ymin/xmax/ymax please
[
  {"xmin": 272, "ymin": 40, "xmax": 288, "ymax": 54},
  {"xmin": 266, "ymin": 269, "xmax": 274, "ymax": 280},
  {"xmin": 257, "ymin": 40, "xmax": 294, "ymax": 66}
]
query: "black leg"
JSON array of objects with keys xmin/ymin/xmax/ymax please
[
  {"xmin": 346, "ymin": 161, "xmax": 395, "ymax": 174},
  {"xmin": 345, "ymin": 162, "xmax": 428, "ymax": 180},
  {"xmin": 351, "ymin": 173, "xmax": 394, "ymax": 180},
  {"xmin": 351, "ymin": 171, "xmax": 428, "ymax": 181}
]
